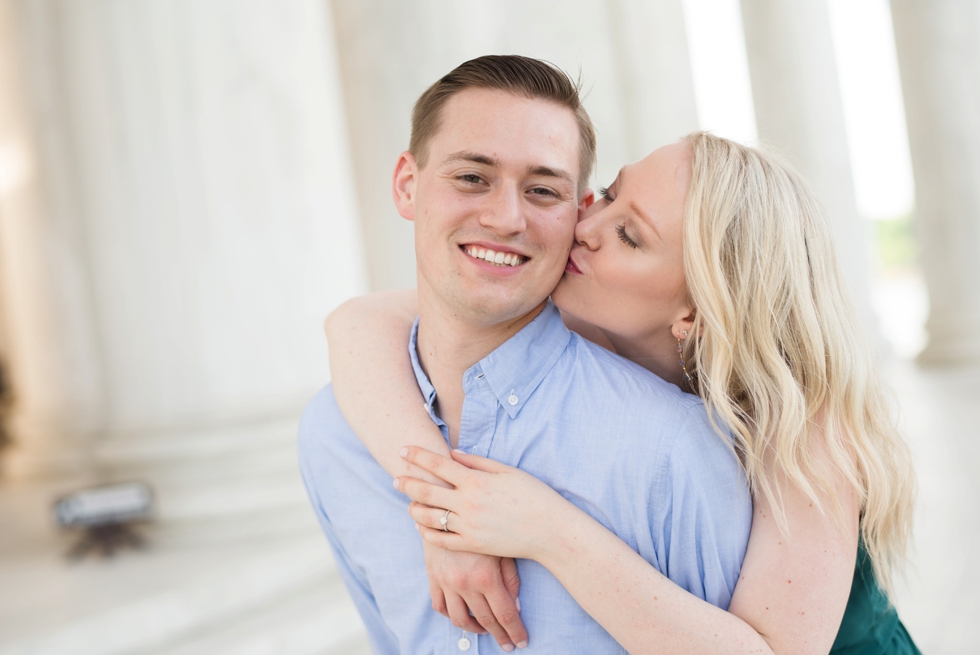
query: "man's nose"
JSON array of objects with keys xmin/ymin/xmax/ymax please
[{"xmin": 478, "ymin": 186, "xmax": 526, "ymax": 235}]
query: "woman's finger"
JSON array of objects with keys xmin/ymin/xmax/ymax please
[
  {"xmin": 408, "ymin": 500, "xmax": 457, "ymax": 532},
  {"xmin": 418, "ymin": 523, "xmax": 470, "ymax": 552},
  {"xmin": 400, "ymin": 446, "xmax": 469, "ymax": 486},
  {"xmin": 450, "ymin": 449, "xmax": 508, "ymax": 474},
  {"xmin": 394, "ymin": 476, "xmax": 455, "ymax": 510}
]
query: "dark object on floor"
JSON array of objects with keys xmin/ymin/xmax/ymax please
[{"xmin": 54, "ymin": 482, "xmax": 154, "ymax": 559}]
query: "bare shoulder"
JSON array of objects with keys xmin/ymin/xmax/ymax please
[{"xmin": 325, "ymin": 289, "xmax": 419, "ymax": 334}]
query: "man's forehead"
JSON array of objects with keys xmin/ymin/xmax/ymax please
[{"xmin": 430, "ymin": 88, "xmax": 581, "ymax": 182}]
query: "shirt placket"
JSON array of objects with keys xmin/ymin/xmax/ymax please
[
  {"xmin": 443, "ymin": 367, "xmax": 499, "ymax": 654},
  {"xmin": 456, "ymin": 367, "xmax": 499, "ymax": 458}
]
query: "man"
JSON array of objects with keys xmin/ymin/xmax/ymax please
[{"xmin": 299, "ymin": 56, "xmax": 751, "ymax": 653}]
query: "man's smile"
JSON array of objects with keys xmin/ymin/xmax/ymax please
[{"xmin": 460, "ymin": 244, "xmax": 529, "ymax": 267}]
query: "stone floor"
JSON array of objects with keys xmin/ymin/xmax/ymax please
[
  {"xmin": 0, "ymin": 475, "xmax": 370, "ymax": 655},
  {"xmin": 886, "ymin": 358, "xmax": 980, "ymax": 653}
]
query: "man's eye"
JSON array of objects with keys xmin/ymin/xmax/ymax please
[
  {"xmin": 529, "ymin": 187, "xmax": 559, "ymax": 198},
  {"xmin": 458, "ymin": 174, "xmax": 484, "ymax": 184}
]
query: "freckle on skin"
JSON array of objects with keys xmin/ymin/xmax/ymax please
[{"xmin": 788, "ymin": 580, "xmax": 792, "ymax": 583}]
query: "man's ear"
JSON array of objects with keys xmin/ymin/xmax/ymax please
[
  {"xmin": 578, "ymin": 188, "xmax": 595, "ymax": 217},
  {"xmin": 392, "ymin": 151, "xmax": 419, "ymax": 222}
]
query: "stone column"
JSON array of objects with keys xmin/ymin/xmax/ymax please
[
  {"xmin": 890, "ymin": 0, "xmax": 980, "ymax": 365},
  {"xmin": 0, "ymin": 0, "xmax": 105, "ymax": 481},
  {"xmin": 605, "ymin": 0, "xmax": 700, "ymax": 161},
  {"xmin": 740, "ymin": 0, "xmax": 878, "ymax": 337},
  {"xmin": 1, "ymin": 0, "xmax": 367, "ymax": 533}
]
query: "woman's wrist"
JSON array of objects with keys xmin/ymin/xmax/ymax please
[{"xmin": 531, "ymin": 498, "xmax": 598, "ymax": 569}]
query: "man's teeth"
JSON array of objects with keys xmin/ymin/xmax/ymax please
[{"xmin": 463, "ymin": 246, "xmax": 526, "ymax": 267}]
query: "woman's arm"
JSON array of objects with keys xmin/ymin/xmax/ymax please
[
  {"xmin": 397, "ymin": 446, "xmax": 860, "ymax": 655},
  {"xmin": 325, "ymin": 290, "xmax": 449, "ymax": 480},
  {"xmin": 324, "ymin": 291, "xmax": 527, "ymax": 650}
]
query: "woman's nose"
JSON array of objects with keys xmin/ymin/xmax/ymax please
[{"xmin": 574, "ymin": 212, "xmax": 601, "ymax": 249}]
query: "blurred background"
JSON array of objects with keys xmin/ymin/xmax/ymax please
[{"xmin": 0, "ymin": 0, "xmax": 976, "ymax": 653}]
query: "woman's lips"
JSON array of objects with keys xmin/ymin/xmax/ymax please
[{"xmin": 565, "ymin": 255, "xmax": 583, "ymax": 275}]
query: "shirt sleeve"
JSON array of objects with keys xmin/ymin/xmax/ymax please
[
  {"xmin": 297, "ymin": 384, "xmax": 402, "ymax": 655},
  {"xmin": 658, "ymin": 405, "xmax": 753, "ymax": 610}
]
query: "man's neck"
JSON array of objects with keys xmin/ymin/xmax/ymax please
[{"xmin": 415, "ymin": 292, "xmax": 547, "ymax": 448}]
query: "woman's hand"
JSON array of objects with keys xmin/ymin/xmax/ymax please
[{"xmin": 393, "ymin": 446, "xmax": 576, "ymax": 561}]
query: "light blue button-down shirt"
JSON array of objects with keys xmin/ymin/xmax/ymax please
[{"xmin": 299, "ymin": 301, "xmax": 752, "ymax": 654}]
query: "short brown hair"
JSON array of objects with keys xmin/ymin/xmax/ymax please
[{"xmin": 409, "ymin": 55, "xmax": 596, "ymax": 190}]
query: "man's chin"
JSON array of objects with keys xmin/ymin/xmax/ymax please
[{"xmin": 448, "ymin": 292, "xmax": 549, "ymax": 327}]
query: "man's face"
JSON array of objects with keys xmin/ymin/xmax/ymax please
[{"xmin": 393, "ymin": 88, "xmax": 589, "ymax": 326}]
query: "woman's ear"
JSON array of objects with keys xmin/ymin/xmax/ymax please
[
  {"xmin": 671, "ymin": 309, "xmax": 697, "ymax": 342},
  {"xmin": 392, "ymin": 151, "xmax": 418, "ymax": 222}
]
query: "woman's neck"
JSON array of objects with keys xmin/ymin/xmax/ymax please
[{"xmin": 603, "ymin": 330, "xmax": 688, "ymax": 389}]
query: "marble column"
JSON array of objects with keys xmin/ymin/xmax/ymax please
[
  {"xmin": 605, "ymin": 0, "xmax": 700, "ymax": 161},
  {"xmin": 739, "ymin": 0, "xmax": 878, "ymax": 338},
  {"xmin": 890, "ymin": 0, "xmax": 980, "ymax": 366},
  {"xmin": 329, "ymin": 0, "xmax": 699, "ymax": 291},
  {"xmin": 0, "ymin": 0, "xmax": 105, "ymax": 481},
  {"xmin": 1, "ymin": 0, "xmax": 367, "ymax": 532}
]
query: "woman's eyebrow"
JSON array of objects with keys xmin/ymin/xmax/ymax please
[
  {"xmin": 620, "ymin": 169, "xmax": 663, "ymax": 242},
  {"xmin": 630, "ymin": 200, "xmax": 662, "ymax": 242}
]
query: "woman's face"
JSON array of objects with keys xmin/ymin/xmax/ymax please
[{"xmin": 552, "ymin": 142, "xmax": 694, "ymax": 351}]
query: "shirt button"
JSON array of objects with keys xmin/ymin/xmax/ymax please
[
  {"xmin": 507, "ymin": 394, "xmax": 518, "ymax": 406},
  {"xmin": 457, "ymin": 636, "xmax": 471, "ymax": 651}
]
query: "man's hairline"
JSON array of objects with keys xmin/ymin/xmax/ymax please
[{"xmin": 412, "ymin": 89, "xmax": 591, "ymax": 194}]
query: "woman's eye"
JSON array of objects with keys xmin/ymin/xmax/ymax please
[
  {"xmin": 598, "ymin": 186, "xmax": 614, "ymax": 201},
  {"xmin": 616, "ymin": 223, "xmax": 638, "ymax": 249}
]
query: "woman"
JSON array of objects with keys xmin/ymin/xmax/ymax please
[{"xmin": 325, "ymin": 132, "xmax": 918, "ymax": 654}]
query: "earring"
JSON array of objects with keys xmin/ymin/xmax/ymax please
[{"xmin": 677, "ymin": 330, "xmax": 693, "ymax": 384}]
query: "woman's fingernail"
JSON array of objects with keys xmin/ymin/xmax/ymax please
[
  {"xmin": 400, "ymin": 447, "xmax": 409, "ymax": 458},
  {"xmin": 515, "ymin": 598, "xmax": 521, "ymax": 612},
  {"xmin": 516, "ymin": 640, "xmax": 528, "ymax": 649},
  {"xmin": 392, "ymin": 478, "xmax": 400, "ymax": 489},
  {"xmin": 502, "ymin": 644, "xmax": 514, "ymax": 652}
]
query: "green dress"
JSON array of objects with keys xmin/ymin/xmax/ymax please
[{"xmin": 830, "ymin": 544, "xmax": 920, "ymax": 654}]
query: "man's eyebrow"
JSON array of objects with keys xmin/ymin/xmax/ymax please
[
  {"xmin": 526, "ymin": 165, "xmax": 575, "ymax": 186},
  {"xmin": 442, "ymin": 151, "xmax": 498, "ymax": 167}
]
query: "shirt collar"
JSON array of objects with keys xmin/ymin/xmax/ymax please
[{"xmin": 409, "ymin": 300, "xmax": 571, "ymax": 420}]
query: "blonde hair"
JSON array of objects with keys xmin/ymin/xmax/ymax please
[{"xmin": 680, "ymin": 132, "xmax": 915, "ymax": 592}]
